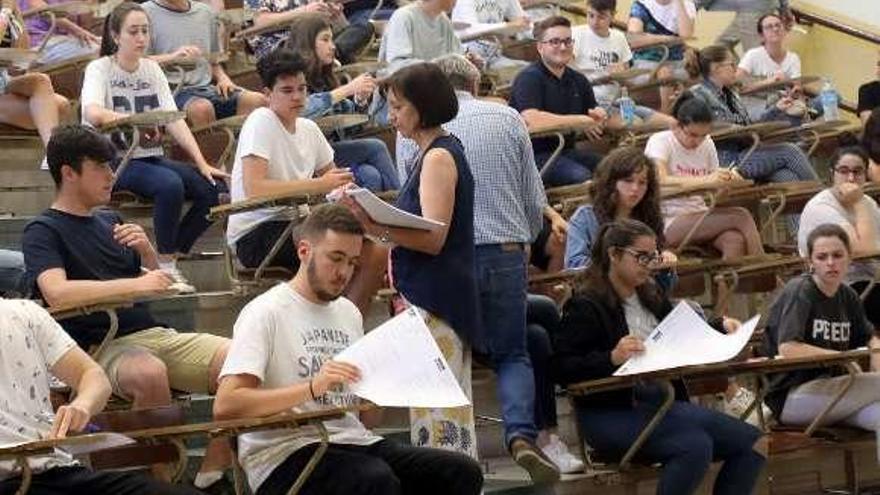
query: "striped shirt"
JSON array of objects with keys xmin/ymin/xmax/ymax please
[{"xmin": 396, "ymin": 91, "xmax": 545, "ymax": 245}]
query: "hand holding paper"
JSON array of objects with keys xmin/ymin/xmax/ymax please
[
  {"xmin": 614, "ymin": 301, "xmax": 759, "ymax": 376},
  {"xmin": 334, "ymin": 308, "xmax": 469, "ymax": 408}
]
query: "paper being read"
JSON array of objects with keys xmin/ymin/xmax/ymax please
[
  {"xmin": 613, "ymin": 301, "xmax": 758, "ymax": 376},
  {"xmin": 328, "ymin": 187, "xmax": 444, "ymax": 231},
  {"xmin": 334, "ymin": 308, "xmax": 470, "ymax": 408}
]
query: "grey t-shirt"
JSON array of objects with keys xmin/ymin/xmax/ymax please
[
  {"xmin": 142, "ymin": 0, "xmax": 219, "ymax": 88},
  {"xmin": 378, "ymin": 3, "xmax": 463, "ymax": 75},
  {"xmin": 798, "ymin": 188, "xmax": 880, "ymax": 283}
]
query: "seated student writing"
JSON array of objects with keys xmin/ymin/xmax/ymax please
[
  {"xmin": 765, "ymin": 223, "xmax": 880, "ymax": 435},
  {"xmin": 554, "ymin": 219, "xmax": 767, "ymax": 495},
  {"xmin": 214, "ymin": 203, "xmax": 484, "ymax": 495}
]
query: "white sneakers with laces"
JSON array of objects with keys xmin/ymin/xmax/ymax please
[{"xmin": 540, "ymin": 434, "xmax": 585, "ymax": 474}]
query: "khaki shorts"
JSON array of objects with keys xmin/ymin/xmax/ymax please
[{"xmin": 96, "ymin": 327, "xmax": 228, "ymax": 397}]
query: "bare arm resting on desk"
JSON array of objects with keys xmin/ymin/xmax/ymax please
[
  {"xmin": 242, "ymin": 156, "xmax": 353, "ymax": 198},
  {"xmin": 49, "ymin": 346, "xmax": 111, "ymax": 438},
  {"xmin": 37, "ymin": 268, "xmax": 172, "ymax": 309}
]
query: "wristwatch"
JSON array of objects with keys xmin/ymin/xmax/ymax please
[{"xmin": 378, "ymin": 228, "xmax": 392, "ymax": 244}]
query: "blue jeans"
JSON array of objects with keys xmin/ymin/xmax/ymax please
[
  {"xmin": 333, "ymin": 139, "xmax": 400, "ymax": 192},
  {"xmin": 577, "ymin": 385, "xmax": 765, "ymax": 495},
  {"xmin": 0, "ymin": 249, "xmax": 26, "ymax": 296},
  {"xmin": 174, "ymin": 85, "xmax": 241, "ymax": 121},
  {"xmin": 474, "ymin": 245, "xmax": 537, "ymax": 446},
  {"xmin": 535, "ymin": 148, "xmax": 601, "ymax": 187},
  {"xmin": 347, "ymin": 7, "xmax": 396, "ymax": 25},
  {"xmin": 114, "ymin": 156, "xmax": 225, "ymax": 255},
  {"xmin": 526, "ymin": 294, "xmax": 559, "ymax": 430}
]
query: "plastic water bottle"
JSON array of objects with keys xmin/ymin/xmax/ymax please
[
  {"xmin": 618, "ymin": 86, "xmax": 635, "ymax": 127},
  {"xmin": 820, "ymin": 77, "xmax": 840, "ymax": 122}
]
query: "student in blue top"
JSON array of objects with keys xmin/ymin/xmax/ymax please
[{"xmin": 286, "ymin": 13, "xmax": 399, "ymax": 192}]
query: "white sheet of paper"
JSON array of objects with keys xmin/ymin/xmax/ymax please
[
  {"xmin": 53, "ymin": 432, "xmax": 136, "ymax": 456},
  {"xmin": 614, "ymin": 301, "xmax": 758, "ymax": 376},
  {"xmin": 345, "ymin": 187, "xmax": 444, "ymax": 231},
  {"xmin": 334, "ymin": 308, "xmax": 470, "ymax": 408}
]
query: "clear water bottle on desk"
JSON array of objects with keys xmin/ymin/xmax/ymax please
[
  {"xmin": 820, "ymin": 77, "xmax": 840, "ymax": 122},
  {"xmin": 617, "ymin": 86, "xmax": 635, "ymax": 127}
]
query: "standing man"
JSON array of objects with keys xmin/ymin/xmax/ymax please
[
  {"xmin": 214, "ymin": 203, "xmax": 483, "ymax": 495},
  {"xmin": 509, "ymin": 16, "xmax": 606, "ymax": 187}
]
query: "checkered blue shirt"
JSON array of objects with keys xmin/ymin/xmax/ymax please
[{"xmin": 396, "ymin": 91, "xmax": 546, "ymax": 245}]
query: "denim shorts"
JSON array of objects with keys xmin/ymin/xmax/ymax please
[{"xmin": 174, "ymin": 85, "xmax": 241, "ymax": 120}]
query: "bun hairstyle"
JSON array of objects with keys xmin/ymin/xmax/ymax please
[
  {"xmin": 671, "ymin": 90, "xmax": 713, "ymax": 125},
  {"xmin": 100, "ymin": 1, "xmax": 145, "ymax": 56},
  {"xmin": 684, "ymin": 44, "xmax": 732, "ymax": 80}
]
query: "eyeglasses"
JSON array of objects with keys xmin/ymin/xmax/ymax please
[
  {"xmin": 715, "ymin": 61, "xmax": 736, "ymax": 69},
  {"xmin": 834, "ymin": 166, "xmax": 866, "ymax": 178},
  {"xmin": 540, "ymin": 37, "xmax": 574, "ymax": 48},
  {"xmin": 762, "ymin": 22, "xmax": 785, "ymax": 30},
  {"xmin": 621, "ymin": 248, "xmax": 662, "ymax": 267}
]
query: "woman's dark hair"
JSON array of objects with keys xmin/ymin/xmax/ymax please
[
  {"xmin": 671, "ymin": 90, "xmax": 713, "ymax": 125},
  {"xmin": 589, "ymin": 147, "xmax": 665, "ymax": 247},
  {"xmin": 806, "ymin": 223, "xmax": 851, "ymax": 257},
  {"xmin": 257, "ymin": 48, "xmax": 309, "ymax": 89},
  {"xmin": 100, "ymin": 2, "xmax": 145, "ymax": 56},
  {"xmin": 828, "ymin": 145, "xmax": 869, "ymax": 182},
  {"xmin": 861, "ymin": 108, "xmax": 880, "ymax": 165},
  {"xmin": 381, "ymin": 63, "xmax": 457, "ymax": 129},
  {"xmin": 684, "ymin": 44, "xmax": 733, "ymax": 79},
  {"xmin": 284, "ymin": 13, "xmax": 339, "ymax": 92},
  {"xmin": 756, "ymin": 12, "xmax": 783, "ymax": 36},
  {"xmin": 46, "ymin": 124, "xmax": 117, "ymax": 187},
  {"xmin": 574, "ymin": 219, "xmax": 665, "ymax": 310}
]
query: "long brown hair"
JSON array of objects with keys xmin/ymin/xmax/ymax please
[
  {"xmin": 588, "ymin": 147, "xmax": 665, "ymax": 247},
  {"xmin": 684, "ymin": 44, "xmax": 732, "ymax": 80},
  {"xmin": 100, "ymin": 2, "xmax": 145, "ymax": 56},
  {"xmin": 285, "ymin": 13, "xmax": 339, "ymax": 92},
  {"xmin": 574, "ymin": 219, "xmax": 666, "ymax": 311}
]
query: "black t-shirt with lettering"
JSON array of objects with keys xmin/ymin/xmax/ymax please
[
  {"xmin": 764, "ymin": 273, "xmax": 874, "ymax": 417},
  {"xmin": 22, "ymin": 208, "xmax": 160, "ymax": 349}
]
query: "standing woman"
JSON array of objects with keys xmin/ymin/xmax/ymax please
[
  {"xmin": 80, "ymin": 1, "xmax": 228, "ymax": 289},
  {"xmin": 766, "ymin": 223, "xmax": 880, "ymax": 434},
  {"xmin": 685, "ymin": 44, "xmax": 818, "ymax": 190},
  {"xmin": 555, "ymin": 219, "xmax": 767, "ymax": 495},
  {"xmin": 344, "ymin": 63, "xmax": 479, "ymax": 458},
  {"xmin": 285, "ymin": 13, "xmax": 399, "ymax": 193}
]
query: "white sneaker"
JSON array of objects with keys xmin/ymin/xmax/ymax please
[
  {"xmin": 723, "ymin": 387, "xmax": 761, "ymax": 425},
  {"xmin": 164, "ymin": 267, "xmax": 196, "ymax": 294},
  {"xmin": 541, "ymin": 435, "xmax": 585, "ymax": 474}
]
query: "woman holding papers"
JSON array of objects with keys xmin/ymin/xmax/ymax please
[
  {"xmin": 344, "ymin": 63, "xmax": 479, "ymax": 458},
  {"xmin": 285, "ymin": 14, "xmax": 400, "ymax": 193},
  {"xmin": 555, "ymin": 219, "xmax": 766, "ymax": 495},
  {"xmin": 766, "ymin": 223, "xmax": 880, "ymax": 432},
  {"xmin": 645, "ymin": 93, "xmax": 765, "ymax": 261}
]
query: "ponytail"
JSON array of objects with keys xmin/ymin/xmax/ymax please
[
  {"xmin": 684, "ymin": 44, "xmax": 732, "ymax": 80},
  {"xmin": 99, "ymin": 1, "xmax": 144, "ymax": 56}
]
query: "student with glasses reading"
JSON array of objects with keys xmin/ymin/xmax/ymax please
[
  {"xmin": 797, "ymin": 146, "xmax": 880, "ymax": 329},
  {"xmin": 554, "ymin": 219, "xmax": 767, "ymax": 495}
]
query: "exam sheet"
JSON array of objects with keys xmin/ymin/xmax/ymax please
[
  {"xmin": 614, "ymin": 301, "xmax": 758, "ymax": 376},
  {"xmin": 335, "ymin": 308, "xmax": 470, "ymax": 408}
]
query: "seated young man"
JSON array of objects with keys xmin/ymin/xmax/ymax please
[
  {"xmin": 143, "ymin": 0, "xmax": 266, "ymax": 128},
  {"xmin": 509, "ymin": 16, "xmax": 606, "ymax": 187},
  {"xmin": 0, "ymin": 298, "xmax": 200, "ymax": 495},
  {"xmin": 214, "ymin": 203, "xmax": 484, "ymax": 495},
  {"xmin": 227, "ymin": 48, "xmax": 354, "ymax": 272},
  {"xmin": 571, "ymin": 0, "xmax": 675, "ymax": 128},
  {"xmin": 21, "ymin": 124, "xmax": 233, "ymax": 493}
]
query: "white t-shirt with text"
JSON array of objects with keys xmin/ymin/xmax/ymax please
[
  {"xmin": 226, "ymin": 108, "xmax": 334, "ymax": 244},
  {"xmin": 219, "ymin": 283, "xmax": 382, "ymax": 492},
  {"xmin": 645, "ymin": 130, "xmax": 719, "ymax": 225},
  {"xmin": 572, "ymin": 26, "xmax": 632, "ymax": 105}
]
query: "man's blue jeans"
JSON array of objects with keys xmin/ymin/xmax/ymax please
[
  {"xmin": 474, "ymin": 245, "xmax": 538, "ymax": 446},
  {"xmin": 576, "ymin": 385, "xmax": 765, "ymax": 495},
  {"xmin": 535, "ymin": 148, "xmax": 602, "ymax": 187},
  {"xmin": 333, "ymin": 139, "xmax": 400, "ymax": 192}
]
